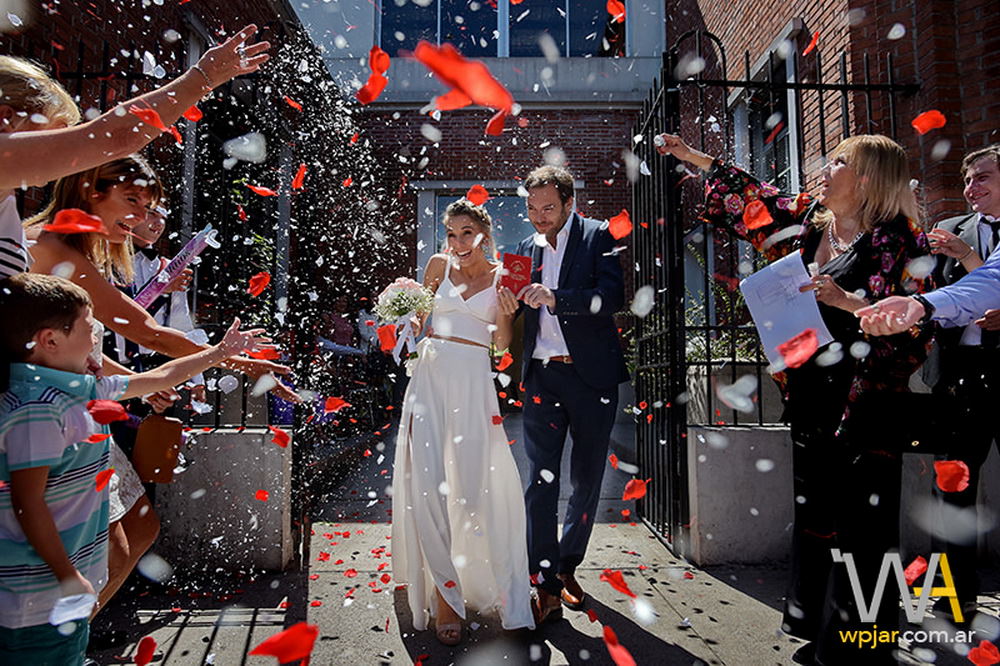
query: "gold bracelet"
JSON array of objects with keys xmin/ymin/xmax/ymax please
[{"xmin": 191, "ymin": 64, "xmax": 213, "ymax": 91}]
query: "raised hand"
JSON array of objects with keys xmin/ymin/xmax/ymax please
[
  {"xmin": 196, "ymin": 24, "xmax": 271, "ymax": 90},
  {"xmin": 976, "ymin": 308, "xmax": 1000, "ymax": 331},
  {"xmin": 856, "ymin": 296, "xmax": 924, "ymax": 335},
  {"xmin": 517, "ymin": 283, "xmax": 555, "ymax": 310},
  {"xmin": 927, "ymin": 228, "xmax": 975, "ymax": 260},
  {"xmin": 496, "ymin": 285, "xmax": 519, "ymax": 316},
  {"xmin": 218, "ymin": 317, "xmax": 271, "ymax": 357},
  {"xmin": 654, "ymin": 133, "xmax": 693, "ymax": 160},
  {"xmin": 799, "ymin": 274, "xmax": 849, "ymax": 309}
]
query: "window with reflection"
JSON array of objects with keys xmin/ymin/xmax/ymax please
[{"xmin": 380, "ymin": 0, "xmax": 626, "ymax": 57}]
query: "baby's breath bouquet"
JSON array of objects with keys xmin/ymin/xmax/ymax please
[{"xmin": 375, "ymin": 277, "xmax": 434, "ymax": 363}]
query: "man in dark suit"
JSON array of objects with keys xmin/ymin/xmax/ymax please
[
  {"xmin": 513, "ymin": 165, "xmax": 629, "ymax": 622},
  {"xmin": 925, "ymin": 144, "xmax": 1000, "ymax": 615}
]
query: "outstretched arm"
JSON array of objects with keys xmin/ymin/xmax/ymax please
[{"xmin": 0, "ymin": 25, "xmax": 269, "ymax": 190}]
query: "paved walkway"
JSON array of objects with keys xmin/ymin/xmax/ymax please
[{"xmin": 92, "ymin": 414, "xmax": 998, "ymax": 664}]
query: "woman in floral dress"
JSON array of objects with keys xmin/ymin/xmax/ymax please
[{"xmin": 658, "ymin": 133, "xmax": 933, "ymax": 665}]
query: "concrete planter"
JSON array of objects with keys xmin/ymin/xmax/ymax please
[{"xmin": 685, "ymin": 362, "xmax": 785, "ymax": 425}]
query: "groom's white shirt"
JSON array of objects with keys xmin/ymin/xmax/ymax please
[{"xmin": 532, "ymin": 219, "xmax": 571, "ymax": 360}]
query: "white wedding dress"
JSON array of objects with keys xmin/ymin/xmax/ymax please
[{"xmin": 391, "ymin": 261, "xmax": 535, "ymax": 631}]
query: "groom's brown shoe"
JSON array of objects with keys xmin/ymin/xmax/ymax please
[
  {"xmin": 557, "ymin": 573, "xmax": 586, "ymax": 610},
  {"xmin": 532, "ymin": 589, "xmax": 563, "ymax": 625}
]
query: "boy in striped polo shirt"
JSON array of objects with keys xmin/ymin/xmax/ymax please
[{"xmin": 0, "ymin": 273, "xmax": 267, "ymax": 664}]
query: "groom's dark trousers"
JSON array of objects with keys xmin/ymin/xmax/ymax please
[{"xmin": 516, "ymin": 213, "xmax": 629, "ymax": 596}]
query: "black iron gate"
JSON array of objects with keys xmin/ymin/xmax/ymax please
[{"xmin": 631, "ymin": 30, "xmax": 919, "ymax": 554}]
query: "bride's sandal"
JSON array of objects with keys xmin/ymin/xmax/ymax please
[{"xmin": 436, "ymin": 622, "xmax": 462, "ymax": 646}]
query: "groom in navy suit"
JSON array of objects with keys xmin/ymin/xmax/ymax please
[{"xmin": 514, "ymin": 165, "xmax": 629, "ymax": 622}]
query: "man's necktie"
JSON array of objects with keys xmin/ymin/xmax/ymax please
[{"xmin": 981, "ymin": 216, "xmax": 1000, "ymax": 349}]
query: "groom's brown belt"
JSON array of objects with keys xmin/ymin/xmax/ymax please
[{"xmin": 546, "ymin": 355, "xmax": 573, "ymax": 364}]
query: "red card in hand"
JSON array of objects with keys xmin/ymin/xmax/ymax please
[{"xmin": 501, "ymin": 253, "xmax": 532, "ymax": 297}]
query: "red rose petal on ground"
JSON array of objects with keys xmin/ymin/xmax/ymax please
[
  {"xmin": 606, "ymin": 0, "xmax": 625, "ymax": 23},
  {"xmin": 802, "ymin": 31, "xmax": 819, "ymax": 56},
  {"xmin": 356, "ymin": 73, "xmax": 388, "ymax": 105},
  {"xmin": 283, "ymin": 96, "xmax": 303, "ymax": 112},
  {"xmin": 246, "ymin": 184, "xmax": 278, "ymax": 197},
  {"xmin": 250, "ymin": 622, "xmax": 319, "ymax": 662},
  {"xmin": 369, "ymin": 45, "xmax": 391, "ymax": 75},
  {"xmin": 43, "ymin": 208, "xmax": 107, "ymax": 235},
  {"xmin": 466, "ymin": 184, "xmax": 489, "ymax": 206},
  {"xmin": 600, "ymin": 569, "xmax": 637, "ymax": 598},
  {"xmin": 603, "ymin": 625, "xmax": 637, "ymax": 666},
  {"xmin": 496, "ymin": 351, "xmax": 514, "ymax": 371},
  {"xmin": 128, "ymin": 105, "xmax": 168, "ymax": 132},
  {"xmin": 269, "ymin": 425, "xmax": 290, "ymax": 448},
  {"xmin": 255, "ymin": 489, "xmax": 269, "ymax": 501},
  {"xmin": 683, "ymin": 571, "xmax": 695, "ymax": 579},
  {"xmin": 95, "ymin": 468, "xmax": 114, "ymax": 491},
  {"xmin": 87, "ymin": 399, "xmax": 128, "ymax": 424},
  {"xmin": 609, "ymin": 453, "xmax": 619, "ymax": 469},
  {"xmin": 777, "ymin": 328, "xmax": 818, "ymax": 368},
  {"xmin": 903, "ymin": 556, "xmax": 928, "ymax": 585},
  {"xmin": 444, "ymin": 580, "xmax": 457, "ymax": 588},
  {"xmin": 742, "ymin": 200, "xmax": 773, "ymax": 229},
  {"xmin": 380, "ymin": 573, "xmax": 391, "ymax": 584},
  {"xmin": 969, "ymin": 639, "xmax": 1000, "ymax": 666},
  {"xmin": 345, "ymin": 569, "xmax": 358, "ymax": 578},
  {"xmin": 586, "ymin": 608, "xmax": 599, "ymax": 623},
  {"xmin": 182, "ymin": 105, "xmax": 202, "ymax": 122},
  {"xmin": 135, "ymin": 635, "xmax": 157, "ymax": 666},
  {"xmin": 413, "ymin": 41, "xmax": 514, "ymax": 113},
  {"xmin": 435, "ymin": 88, "xmax": 473, "ymax": 111},
  {"xmin": 485, "ymin": 109, "xmax": 507, "ymax": 135},
  {"xmin": 934, "ymin": 460, "xmax": 970, "ymax": 493},
  {"xmin": 247, "ymin": 271, "xmax": 271, "ymax": 297},
  {"xmin": 317, "ymin": 552, "xmax": 330, "ymax": 561},
  {"xmin": 324, "ymin": 397, "xmax": 351, "ymax": 414},
  {"xmin": 292, "ymin": 163, "xmax": 307, "ymax": 190},
  {"xmin": 85, "ymin": 433, "xmax": 111, "ymax": 444},
  {"xmin": 912, "ymin": 109, "xmax": 947, "ymax": 135},
  {"xmin": 622, "ymin": 478, "xmax": 649, "ymax": 501},
  {"xmin": 608, "ymin": 209, "xmax": 633, "ymax": 240}
]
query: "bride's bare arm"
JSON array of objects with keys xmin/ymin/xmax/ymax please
[
  {"xmin": 413, "ymin": 254, "xmax": 447, "ymax": 335},
  {"xmin": 493, "ymin": 286, "xmax": 517, "ymax": 353}
]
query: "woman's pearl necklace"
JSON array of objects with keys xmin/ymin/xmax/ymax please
[{"xmin": 827, "ymin": 220, "xmax": 865, "ymax": 254}]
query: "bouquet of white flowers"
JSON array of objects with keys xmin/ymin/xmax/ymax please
[{"xmin": 374, "ymin": 277, "xmax": 435, "ymax": 363}]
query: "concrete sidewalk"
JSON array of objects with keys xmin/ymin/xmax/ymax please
[{"xmin": 91, "ymin": 413, "xmax": 814, "ymax": 665}]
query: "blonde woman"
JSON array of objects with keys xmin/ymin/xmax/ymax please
[
  {"xmin": 391, "ymin": 200, "xmax": 535, "ymax": 645},
  {"xmin": 658, "ymin": 134, "xmax": 933, "ymax": 666},
  {"xmin": 0, "ymin": 26, "xmax": 268, "ymax": 279}
]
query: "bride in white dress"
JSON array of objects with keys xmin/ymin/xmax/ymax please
[{"xmin": 391, "ymin": 199, "xmax": 535, "ymax": 644}]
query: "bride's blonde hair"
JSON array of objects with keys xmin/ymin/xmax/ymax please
[{"xmin": 440, "ymin": 199, "xmax": 497, "ymax": 260}]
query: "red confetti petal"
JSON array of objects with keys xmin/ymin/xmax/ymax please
[
  {"xmin": 345, "ymin": 569, "xmax": 358, "ymax": 578},
  {"xmin": 496, "ymin": 351, "xmax": 514, "ymax": 371},
  {"xmin": 135, "ymin": 636, "xmax": 157, "ymax": 666},
  {"xmin": 969, "ymin": 639, "xmax": 1000, "ymax": 666},
  {"xmin": 466, "ymin": 184, "xmax": 489, "ymax": 206},
  {"xmin": 283, "ymin": 96, "xmax": 303, "ymax": 112},
  {"xmin": 95, "ymin": 468, "xmax": 114, "ymax": 492},
  {"xmin": 413, "ymin": 41, "xmax": 514, "ymax": 113},
  {"xmin": 182, "ymin": 105, "xmax": 203, "ymax": 122},
  {"xmin": 269, "ymin": 425, "xmax": 290, "ymax": 448},
  {"xmin": 246, "ymin": 183, "xmax": 278, "ymax": 197},
  {"xmin": 802, "ymin": 31, "xmax": 820, "ymax": 56},
  {"xmin": 683, "ymin": 571, "xmax": 695, "ymax": 579},
  {"xmin": 777, "ymin": 328, "xmax": 819, "ymax": 368},
  {"xmin": 377, "ymin": 324, "xmax": 398, "ymax": 352},
  {"xmin": 343, "ymin": 176, "xmax": 353, "ymax": 187},
  {"xmin": 603, "ymin": 625, "xmax": 637, "ymax": 666},
  {"xmin": 128, "ymin": 105, "xmax": 168, "ymax": 132},
  {"xmin": 435, "ymin": 88, "xmax": 473, "ymax": 111},
  {"xmin": 369, "ymin": 45, "xmax": 391, "ymax": 75},
  {"xmin": 485, "ymin": 109, "xmax": 507, "ymax": 136},
  {"xmin": 43, "ymin": 208, "xmax": 107, "ymax": 235},
  {"xmin": 608, "ymin": 209, "xmax": 633, "ymax": 240},
  {"xmin": 246, "ymin": 348, "xmax": 280, "ymax": 360},
  {"xmin": 317, "ymin": 552, "xmax": 330, "ymax": 561},
  {"xmin": 247, "ymin": 271, "xmax": 271, "ymax": 297},
  {"xmin": 85, "ymin": 433, "xmax": 111, "ymax": 444},
  {"xmin": 324, "ymin": 397, "xmax": 351, "ymax": 414},
  {"xmin": 237, "ymin": 204, "xmax": 248, "ymax": 222},
  {"xmin": 606, "ymin": 0, "xmax": 625, "ymax": 23},
  {"xmin": 600, "ymin": 569, "xmax": 636, "ymax": 598},
  {"xmin": 934, "ymin": 460, "xmax": 970, "ymax": 493},
  {"xmin": 250, "ymin": 622, "xmax": 319, "ymax": 662},
  {"xmin": 609, "ymin": 453, "xmax": 619, "ymax": 469},
  {"xmin": 356, "ymin": 73, "xmax": 388, "ymax": 105},
  {"xmin": 622, "ymin": 478, "xmax": 649, "ymax": 501},
  {"xmin": 87, "ymin": 399, "xmax": 128, "ymax": 424},
  {"xmin": 350, "ymin": 132, "xmax": 360, "ymax": 143},
  {"xmin": 903, "ymin": 555, "xmax": 928, "ymax": 585},
  {"xmin": 444, "ymin": 580, "xmax": 457, "ymax": 588},
  {"xmin": 292, "ymin": 163, "xmax": 307, "ymax": 190},
  {"xmin": 492, "ymin": 415, "xmax": 503, "ymax": 425},
  {"xmin": 167, "ymin": 126, "xmax": 183, "ymax": 145},
  {"xmin": 911, "ymin": 109, "xmax": 947, "ymax": 135},
  {"xmin": 255, "ymin": 489, "xmax": 269, "ymax": 501},
  {"xmin": 380, "ymin": 573, "xmax": 391, "ymax": 584},
  {"xmin": 586, "ymin": 608, "xmax": 599, "ymax": 623},
  {"xmin": 742, "ymin": 200, "xmax": 773, "ymax": 229}
]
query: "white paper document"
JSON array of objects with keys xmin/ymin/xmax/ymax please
[{"xmin": 738, "ymin": 252, "xmax": 834, "ymax": 368}]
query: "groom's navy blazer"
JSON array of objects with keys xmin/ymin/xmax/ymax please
[{"xmin": 515, "ymin": 212, "xmax": 629, "ymax": 390}]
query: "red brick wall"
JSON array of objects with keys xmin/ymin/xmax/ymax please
[{"xmin": 357, "ymin": 107, "xmax": 639, "ymax": 273}]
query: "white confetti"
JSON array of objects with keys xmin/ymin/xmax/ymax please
[
  {"xmin": 630, "ymin": 285, "xmax": 655, "ymax": 317},
  {"xmin": 137, "ymin": 552, "xmax": 173, "ymax": 583},
  {"xmin": 539, "ymin": 469, "xmax": 555, "ymax": 483},
  {"xmin": 755, "ymin": 459, "xmax": 775, "ymax": 473},
  {"xmin": 223, "ymin": 132, "xmax": 267, "ymax": 164}
]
